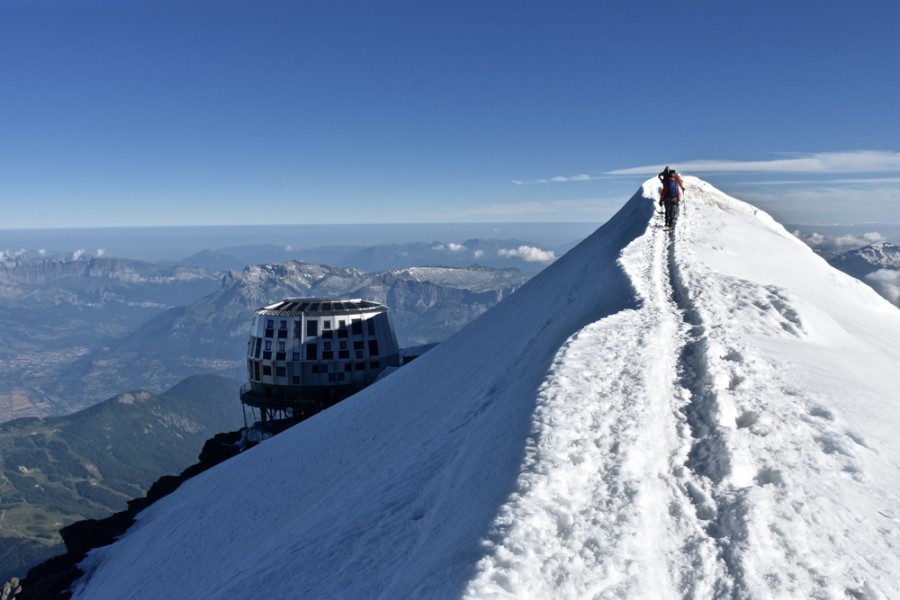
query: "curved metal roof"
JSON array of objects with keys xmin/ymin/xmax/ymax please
[{"xmin": 256, "ymin": 297, "xmax": 388, "ymax": 317}]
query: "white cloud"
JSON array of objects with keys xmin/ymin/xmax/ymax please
[
  {"xmin": 792, "ymin": 231, "xmax": 828, "ymax": 248},
  {"xmin": 498, "ymin": 245, "xmax": 557, "ymax": 263},
  {"xmin": 73, "ymin": 249, "xmax": 87, "ymax": 260},
  {"xmin": 513, "ymin": 174, "xmax": 599, "ymax": 185},
  {"xmin": 740, "ymin": 177, "xmax": 900, "ymax": 186},
  {"xmin": 834, "ymin": 232, "xmax": 885, "ymax": 249},
  {"xmin": 432, "ymin": 242, "xmax": 467, "ymax": 252},
  {"xmin": 864, "ymin": 269, "xmax": 900, "ymax": 307},
  {"xmin": 473, "ymin": 250, "xmax": 484, "ymax": 259},
  {"xmin": 1, "ymin": 249, "xmax": 27, "ymax": 260},
  {"xmin": 96, "ymin": 248, "xmax": 107, "ymax": 257},
  {"xmin": 793, "ymin": 230, "xmax": 886, "ymax": 251},
  {"xmin": 38, "ymin": 248, "xmax": 48, "ymax": 257},
  {"xmin": 740, "ymin": 185, "xmax": 900, "ymax": 222},
  {"xmin": 608, "ymin": 151, "xmax": 900, "ymax": 175}
]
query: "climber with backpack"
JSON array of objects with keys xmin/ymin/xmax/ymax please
[{"xmin": 657, "ymin": 166, "xmax": 684, "ymax": 229}]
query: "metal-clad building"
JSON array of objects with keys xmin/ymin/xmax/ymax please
[{"xmin": 240, "ymin": 298, "xmax": 400, "ymax": 424}]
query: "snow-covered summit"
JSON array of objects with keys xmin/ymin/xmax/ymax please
[{"xmin": 72, "ymin": 178, "xmax": 900, "ymax": 600}]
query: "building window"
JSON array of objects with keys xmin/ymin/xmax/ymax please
[
  {"xmin": 265, "ymin": 340, "xmax": 272, "ymax": 351},
  {"xmin": 339, "ymin": 341, "xmax": 348, "ymax": 350},
  {"xmin": 254, "ymin": 338, "xmax": 262, "ymax": 358},
  {"xmin": 323, "ymin": 351, "xmax": 334, "ymax": 360},
  {"xmin": 294, "ymin": 320, "xmax": 302, "ymax": 338},
  {"xmin": 293, "ymin": 376, "xmax": 301, "ymax": 384},
  {"xmin": 323, "ymin": 320, "xmax": 331, "ymax": 330},
  {"xmin": 263, "ymin": 351, "xmax": 272, "ymax": 360},
  {"xmin": 337, "ymin": 372, "xmax": 345, "ymax": 381},
  {"xmin": 338, "ymin": 350, "xmax": 349, "ymax": 359},
  {"xmin": 323, "ymin": 330, "xmax": 333, "ymax": 339},
  {"xmin": 254, "ymin": 361, "xmax": 260, "ymax": 380},
  {"xmin": 263, "ymin": 365, "xmax": 272, "ymax": 376},
  {"xmin": 356, "ymin": 350, "xmax": 364, "ymax": 359},
  {"xmin": 367, "ymin": 319, "xmax": 376, "ymax": 335},
  {"xmin": 352, "ymin": 320, "xmax": 363, "ymax": 335},
  {"xmin": 355, "ymin": 362, "xmax": 365, "ymax": 371},
  {"xmin": 324, "ymin": 341, "xmax": 332, "ymax": 351},
  {"xmin": 292, "ymin": 352, "xmax": 300, "ymax": 362},
  {"xmin": 278, "ymin": 341, "xmax": 285, "ymax": 351},
  {"xmin": 276, "ymin": 352, "xmax": 286, "ymax": 361},
  {"xmin": 307, "ymin": 319, "xmax": 318, "ymax": 337},
  {"xmin": 276, "ymin": 366, "xmax": 286, "ymax": 377},
  {"xmin": 344, "ymin": 363, "xmax": 352, "ymax": 372},
  {"xmin": 306, "ymin": 343, "xmax": 317, "ymax": 361},
  {"xmin": 368, "ymin": 340, "xmax": 379, "ymax": 356}
]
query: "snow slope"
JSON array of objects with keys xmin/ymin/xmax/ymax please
[{"xmin": 72, "ymin": 179, "xmax": 900, "ymax": 599}]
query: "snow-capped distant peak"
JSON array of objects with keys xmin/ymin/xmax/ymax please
[{"xmin": 850, "ymin": 241, "xmax": 900, "ymax": 267}]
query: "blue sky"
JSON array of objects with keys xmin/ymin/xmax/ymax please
[{"xmin": 1, "ymin": 0, "xmax": 898, "ymax": 229}]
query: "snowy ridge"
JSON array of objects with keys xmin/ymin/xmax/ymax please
[
  {"xmin": 465, "ymin": 178, "xmax": 900, "ymax": 598},
  {"xmin": 71, "ymin": 179, "xmax": 900, "ymax": 599},
  {"xmin": 463, "ymin": 211, "xmax": 694, "ymax": 598},
  {"xmin": 669, "ymin": 179, "xmax": 900, "ymax": 597}
]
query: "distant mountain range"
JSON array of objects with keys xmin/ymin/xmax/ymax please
[
  {"xmin": 0, "ymin": 375, "xmax": 243, "ymax": 583},
  {"xmin": 0, "ymin": 249, "xmax": 531, "ymax": 418},
  {"xmin": 0, "ymin": 254, "xmax": 219, "ymax": 299},
  {"xmin": 2, "ymin": 237, "xmax": 896, "ymax": 423},
  {"xmin": 178, "ymin": 237, "xmax": 569, "ymax": 274},
  {"xmin": 822, "ymin": 242, "xmax": 900, "ymax": 308},
  {"xmin": 43, "ymin": 261, "xmax": 528, "ymax": 411},
  {"xmin": 825, "ymin": 241, "xmax": 900, "ymax": 278}
]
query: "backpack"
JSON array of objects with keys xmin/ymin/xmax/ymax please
[{"xmin": 664, "ymin": 175, "xmax": 679, "ymax": 201}]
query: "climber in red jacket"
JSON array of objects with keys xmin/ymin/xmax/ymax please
[{"xmin": 658, "ymin": 166, "xmax": 684, "ymax": 229}]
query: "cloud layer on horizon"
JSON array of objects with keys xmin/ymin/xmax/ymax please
[{"xmin": 607, "ymin": 151, "xmax": 900, "ymax": 176}]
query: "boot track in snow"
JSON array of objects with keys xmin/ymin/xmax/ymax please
[
  {"xmin": 666, "ymin": 205, "xmax": 751, "ymax": 598},
  {"xmin": 463, "ymin": 184, "xmax": 777, "ymax": 598},
  {"xmin": 463, "ymin": 187, "xmax": 747, "ymax": 598}
]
